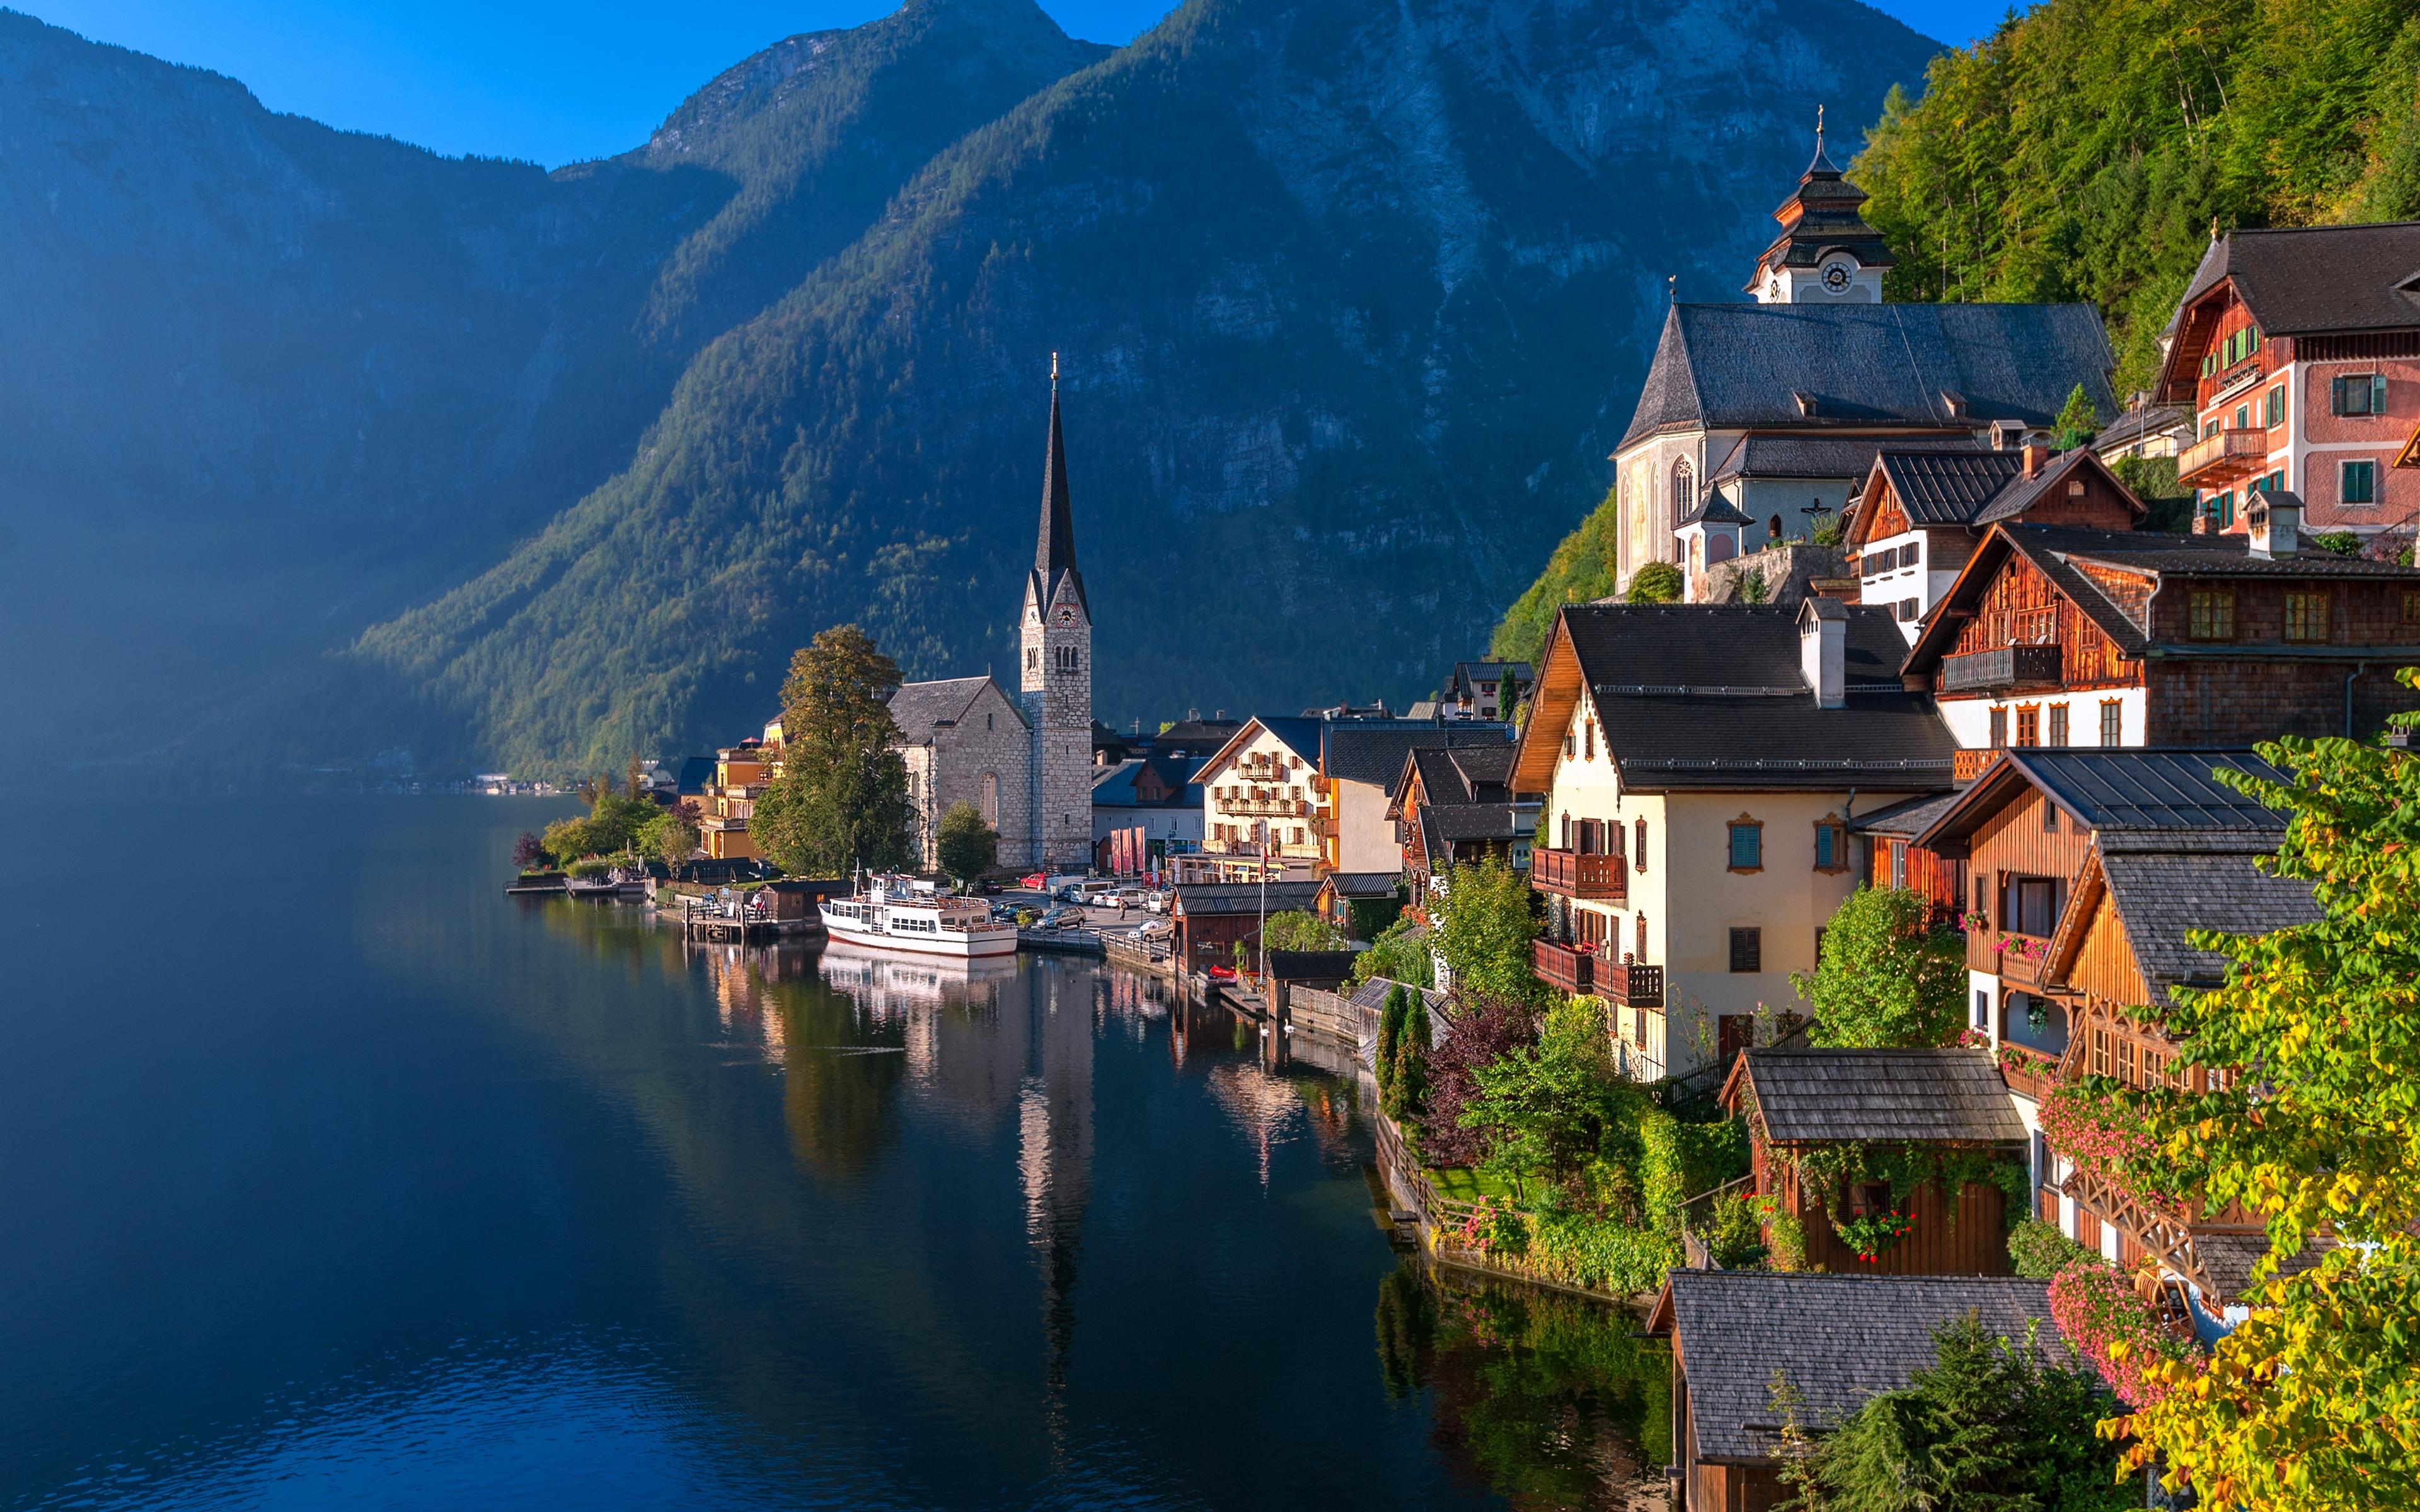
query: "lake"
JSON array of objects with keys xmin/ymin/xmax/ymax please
[{"xmin": 1, "ymin": 799, "xmax": 1665, "ymax": 1509}]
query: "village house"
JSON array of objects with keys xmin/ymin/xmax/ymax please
[
  {"xmin": 1613, "ymin": 128, "xmax": 2116, "ymax": 591},
  {"xmin": 1439, "ymin": 660, "xmax": 1531, "ymax": 721},
  {"xmin": 1317, "ymin": 722, "xmax": 1513, "ymax": 875},
  {"xmin": 1844, "ymin": 442, "xmax": 2146, "ymax": 639},
  {"xmin": 1313, "ymin": 872, "xmax": 1402, "ymax": 941},
  {"xmin": 1513, "ymin": 598, "xmax": 1957, "ymax": 1081},
  {"xmin": 697, "ymin": 725, "xmax": 783, "ymax": 861},
  {"xmin": 1909, "ymin": 747, "xmax": 2327, "ymax": 1316},
  {"xmin": 1902, "ymin": 507, "xmax": 2420, "ymax": 767},
  {"xmin": 1722, "ymin": 1046, "xmax": 2029, "ymax": 1276},
  {"xmin": 1187, "ymin": 717, "xmax": 1323, "ymax": 882},
  {"xmin": 1091, "ymin": 752, "xmax": 1204, "ymax": 875},
  {"xmin": 2158, "ymin": 221, "xmax": 2420, "ymax": 546},
  {"xmin": 1651, "ymin": 1271, "xmax": 2065, "ymax": 1512},
  {"xmin": 1170, "ymin": 881, "xmax": 1323, "ymax": 973},
  {"xmin": 1387, "ymin": 742, "xmax": 1535, "ymax": 896}
]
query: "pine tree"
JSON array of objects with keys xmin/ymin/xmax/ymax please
[{"xmin": 1377, "ymin": 984, "xmax": 1409, "ymax": 1103}]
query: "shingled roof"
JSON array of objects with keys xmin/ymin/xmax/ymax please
[
  {"xmin": 2097, "ymin": 849, "xmax": 2320, "ymax": 994},
  {"xmin": 2169, "ymin": 222, "xmax": 2420, "ymax": 340},
  {"xmin": 888, "ymin": 676, "xmax": 1020, "ymax": 736},
  {"xmin": 1848, "ymin": 786, "xmax": 1969, "ymax": 839},
  {"xmin": 1323, "ymin": 722, "xmax": 1511, "ymax": 788},
  {"xmin": 1872, "ymin": 449, "xmax": 2027, "ymax": 525},
  {"xmin": 2014, "ymin": 748, "xmax": 2290, "ymax": 833},
  {"xmin": 1730, "ymin": 1048, "xmax": 2027, "ymax": 1145},
  {"xmin": 1172, "ymin": 882, "xmax": 1323, "ymax": 917},
  {"xmin": 1551, "ymin": 604, "xmax": 1957, "ymax": 793},
  {"xmin": 1620, "ymin": 303, "xmax": 2116, "ymax": 452},
  {"xmin": 1652, "ymin": 1272, "xmax": 2065, "ymax": 1462}
]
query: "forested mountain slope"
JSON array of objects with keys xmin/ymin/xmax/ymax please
[
  {"xmin": 352, "ymin": 0, "xmax": 1939, "ymax": 776},
  {"xmin": 0, "ymin": 0, "xmax": 1103, "ymax": 771},
  {"xmin": 1490, "ymin": 0, "xmax": 2420, "ymax": 665}
]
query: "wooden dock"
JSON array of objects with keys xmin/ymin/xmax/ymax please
[{"xmin": 1018, "ymin": 927, "xmax": 1107, "ymax": 956}]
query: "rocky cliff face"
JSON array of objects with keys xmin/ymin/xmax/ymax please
[{"xmin": 351, "ymin": 0, "xmax": 1939, "ymax": 775}]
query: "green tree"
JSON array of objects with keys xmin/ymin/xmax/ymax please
[
  {"xmin": 1262, "ymin": 908, "xmax": 1349, "ymax": 953},
  {"xmin": 1778, "ymin": 1313, "xmax": 2131, "ymax": 1512},
  {"xmin": 2104, "ymin": 679, "xmax": 2420, "ymax": 1509},
  {"xmin": 1491, "ymin": 483, "xmax": 1621, "ymax": 666},
  {"xmin": 1435, "ymin": 856, "xmax": 1539, "ymax": 1002},
  {"xmin": 749, "ymin": 625, "xmax": 913, "ymax": 876},
  {"xmin": 935, "ymin": 800, "xmax": 999, "ymax": 884},
  {"xmin": 1391, "ymin": 992, "xmax": 1432, "ymax": 1124},
  {"xmin": 1791, "ymin": 886, "xmax": 1966, "ymax": 1048},
  {"xmin": 1353, "ymin": 912, "xmax": 1435, "ymax": 988},
  {"xmin": 1460, "ymin": 997, "xmax": 1620, "ymax": 1193},
  {"xmin": 1376, "ymin": 983, "xmax": 1409, "ymax": 1097},
  {"xmin": 647, "ymin": 813, "xmax": 701, "ymax": 871},
  {"xmin": 2054, "ymin": 383, "xmax": 2100, "ymax": 450},
  {"xmin": 1625, "ymin": 562, "xmax": 1683, "ymax": 605}
]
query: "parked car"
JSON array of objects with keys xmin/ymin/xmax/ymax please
[
  {"xmin": 1144, "ymin": 891, "xmax": 1173, "ymax": 915},
  {"xmin": 1038, "ymin": 907, "xmax": 1085, "ymax": 931}
]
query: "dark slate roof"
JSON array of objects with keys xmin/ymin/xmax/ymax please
[
  {"xmin": 2094, "ymin": 404, "xmax": 2193, "ymax": 453},
  {"xmin": 1324, "ymin": 723, "xmax": 1512, "ymax": 787},
  {"xmin": 1714, "ymin": 435, "xmax": 1979, "ymax": 486},
  {"xmin": 1563, "ymin": 605, "xmax": 1957, "ymax": 792},
  {"xmin": 1874, "ymin": 449, "xmax": 2025, "ymax": 525},
  {"xmin": 1173, "ymin": 882, "xmax": 1324, "ymax": 918},
  {"xmin": 2171, "ymin": 222, "xmax": 2420, "ymax": 338},
  {"xmin": 1680, "ymin": 491, "xmax": 1756, "ymax": 527},
  {"xmin": 1093, "ymin": 753, "xmax": 1204, "ymax": 809},
  {"xmin": 888, "ymin": 675, "xmax": 1019, "ymax": 735},
  {"xmin": 1619, "ymin": 303, "xmax": 2115, "ymax": 451},
  {"xmin": 1739, "ymin": 1048, "xmax": 2027, "ymax": 1145},
  {"xmin": 1429, "ymin": 803, "xmax": 1523, "ymax": 842},
  {"xmin": 2100, "ymin": 849, "xmax": 2320, "ymax": 994},
  {"xmin": 2193, "ymin": 1230, "xmax": 2333, "ymax": 1305},
  {"xmin": 1409, "ymin": 745, "xmax": 1517, "ymax": 805},
  {"xmin": 2047, "ymin": 526, "xmax": 2420, "ymax": 580},
  {"xmin": 1151, "ymin": 718, "xmax": 1244, "ymax": 750},
  {"xmin": 2008, "ymin": 749, "xmax": 2291, "ymax": 834},
  {"xmin": 1031, "ymin": 380, "xmax": 1087, "ymax": 616},
  {"xmin": 1348, "ymin": 975, "xmax": 1446, "ymax": 1019},
  {"xmin": 1848, "ymin": 786, "xmax": 1969, "ymax": 837},
  {"xmin": 676, "ymin": 756, "xmax": 717, "ymax": 795},
  {"xmin": 1659, "ymin": 1272, "xmax": 2063, "ymax": 1461},
  {"xmin": 1252, "ymin": 717, "xmax": 1324, "ymax": 767},
  {"xmin": 1265, "ymin": 950, "xmax": 1362, "ymax": 982},
  {"xmin": 1320, "ymin": 872, "xmax": 1401, "ymax": 898},
  {"xmin": 1973, "ymin": 446, "xmax": 2119, "ymax": 525}
]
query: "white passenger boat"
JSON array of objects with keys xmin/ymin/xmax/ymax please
[{"xmin": 819, "ymin": 874, "xmax": 1019, "ymax": 959}]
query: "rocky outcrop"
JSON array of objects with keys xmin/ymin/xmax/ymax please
[{"xmin": 1697, "ymin": 544, "xmax": 1853, "ymax": 609}]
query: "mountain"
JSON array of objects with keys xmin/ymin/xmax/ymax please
[
  {"xmin": 349, "ymin": 0, "xmax": 1940, "ymax": 777},
  {"xmin": 0, "ymin": 1, "xmax": 1104, "ymax": 770}
]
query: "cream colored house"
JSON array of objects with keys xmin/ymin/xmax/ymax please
[
  {"xmin": 1186, "ymin": 716, "xmax": 1323, "ymax": 881},
  {"xmin": 1512, "ymin": 598, "xmax": 1958, "ymax": 1081}
]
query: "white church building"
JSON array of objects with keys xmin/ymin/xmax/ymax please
[{"xmin": 889, "ymin": 366, "xmax": 1096, "ymax": 873}]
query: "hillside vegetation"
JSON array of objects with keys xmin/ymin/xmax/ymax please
[{"xmin": 1492, "ymin": 0, "xmax": 2420, "ymax": 658}]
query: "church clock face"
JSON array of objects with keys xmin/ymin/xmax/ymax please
[
  {"xmin": 1055, "ymin": 607, "xmax": 1076, "ymax": 626},
  {"xmin": 1822, "ymin": 262, "xmax": 1853, "ymax": 294}
]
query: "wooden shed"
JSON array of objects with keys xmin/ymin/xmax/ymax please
[
  {"xmin": 1649, "ymin": 1271, "xmax": 2061, "ymax": 1512},
  {"xmin": 1722, "ymin": 1047, "xmax": 2028, "ymax": 1275}
]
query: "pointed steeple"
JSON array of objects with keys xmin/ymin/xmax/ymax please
[
  {"xmin": 1032, "ymin": 352, "xmax": 1086, "ymax": 614},
  {"xmin": 1745, "ymin": 106, "xmax": 1893, "ymax": 300}
]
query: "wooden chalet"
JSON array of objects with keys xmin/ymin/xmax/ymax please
[
  {"xmin": 1843, "ymin": 786, "xmax": 1968, "ymax": 926},
  {"xmin": 1845, "ymin": 443, "xmax": 2145, "ymax": 639},
  {"xmin": 1911, "ymin": 748, "xmax": 2329, "ymax": 1303},
  {"xmin": 1722, "ymin": 1047, "xmax": 2027, "ymax": 1276},
  {"xmin": 1650, "ymin": 1271, "xmax": 2063, "ymax": 1512},
  {"xmin": 1170, "ymin": 881, "xmax": 1323, "ymax": 971},
  {"xmin": 1385, "ymin": 742, "xmax": 1533, "ymax": 895},
  {"xmin": 1901, "ymin": 514, "xmax": 2420, "ymax": 770}
]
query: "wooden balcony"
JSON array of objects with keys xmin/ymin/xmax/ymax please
[
  {"xmin": 1531, "ymin": 847, "xmax": 1627, "ymax": 902},
  {"xmin": 1532, "ymin": 939, "xmax": 1594, "ymax": 994},
  {"xmin": 1216, "ymin": 796, "xmax": 1306, "ymax": 818},
  {"xmin": 1998, "ymin": 1041, "xmax": 2060, "ymax": 1101},
  {"xmin": 1952, "ymin": 748, "xmax": 1999, "ymax": 782},
  {"xmin": 2177, "ymin": 427, "xmax": 2271, "ymax": 487},
  {"xmin": 1601, "ymin": 960, "xmax": 1664, "ymax": 1008},
  {"xmin": 1940, "ymin": 644, "xmax": 2062, "ymax": 696}
]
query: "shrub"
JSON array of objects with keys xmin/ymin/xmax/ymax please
[
  {"xmin": 1625, "ymin": 561, "xmax": 1683, "ymax": 604},
  {"xmin": 2310, "ymin": 530, "xmax": 2363, "ymax": 557},
  {"xmin": 1353, "ymin": 913, "xmax": 1434, "ymax": 988},
  {"xmin": 1262, "ymin": 908, "xmax": 1349, "ymax": 953},
  {"xmin": 1638, "ymin": 1111, "xmax": 1748, "ymax": 1234},
  {"xmin": 2048, "ymin": 1258, "xmax": 2199, "ymax": 1409},
  {"xmin": 1702, "ymin": 1193, "xmax": 1768, "ymax": 1268},
  {"xmin": 512, "ymin": 830, "xmax": 546, "ymax": 869},
  {"xmin": 1433, "ymin": 856, "xmax": 1539, "ymax": 1001},
  {"xmin": 1524, "ymin": 1204, "xmax": 1681, "ymax": 1293},
  {"xmin": 2008, "ymin": 1217, "xmax": 2099, "ymax": 1280},
  {"xmin": 1417, "ymin": 991, "xmax": 1541, "ymax": 1166},
  {"xmin": 1754, "ymin": 1196, "xmax": 1807, "ymax": 1271},
  {"xmin": 935, "ymin": 801, "xmax": 998, "ymax": 883}
]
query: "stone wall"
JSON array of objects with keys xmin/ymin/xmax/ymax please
[
  {"xmin": 1021, "ymin": 571, "xmax": 1094, "ymax": 870},
  {"xmin": 909, "ymin": 680, "xmax": 1033, "ymax": 869},
  {"xmin": 1695, "ymin": 542, "xmax": 1850, "ymax": 608}
]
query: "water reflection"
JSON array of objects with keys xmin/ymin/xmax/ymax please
[{"xmin": 1378, "ymin": 1264, "xmax": 1673, "ymax": 1511}]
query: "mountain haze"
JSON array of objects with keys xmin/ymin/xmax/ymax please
[{"xmin": 350, "ymin": 0, "xmax": 1940, "ymax": 777}]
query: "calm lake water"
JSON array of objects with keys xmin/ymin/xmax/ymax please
[{"xmin": 1, "ymin": 799, "xmax": 1665, "ymax": 1510}]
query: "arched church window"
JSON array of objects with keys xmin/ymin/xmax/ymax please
[
  {"xmin": 1027, "ymin": 648, "xmax": 1039, "ymax": 671},
  {"xmin": 1671, "ymin": 461, "xmax": 1695, "ymax": 528},
  {"xmin": 980, "ymin": 773, "xmax": 999, "ymax": 828}
]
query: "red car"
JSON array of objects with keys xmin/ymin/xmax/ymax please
[{"xmin": 1019, "ymin": 873, "xmax": 1047, "ymax": 890}]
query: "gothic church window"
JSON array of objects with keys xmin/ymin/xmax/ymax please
[{"xmin": 1671, "ymin": 461, "xmax": 1695, "ymax": 527}]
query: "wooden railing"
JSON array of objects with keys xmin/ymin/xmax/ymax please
[
  {"xmin": 1998, "ymin": 1041, "xmax": 2060, "ymax": 1101},
  {"xmin": 1953, "ymin": 748, "xmax": 1998, "ymax": 782},
  {"xmin": 1533, "ymin": 938, "xmax": 1594, "ymax": 994},
  {"xmin": 2177, "ymin": 427, "xmax": 2269, "ymax": 486},
  {"xmin": 1941, "ymin": 644, "xmax": 2062, "ymax": 695},
  {"xmin": 1531, "ymin": 847, "xmax": 1627, "ymax": 901},
  {"xmin": 1601, "ymin": 961, "xmax": 1664, "ymax": 1007}
]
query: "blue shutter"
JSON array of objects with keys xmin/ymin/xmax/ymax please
[
  {"xmin": 1814, "ymin": 826, "xmax": 1835, "ymax": 869},
  {"xmin": 2375, "ymin": 375, "xmax": 2390, "ymax": 415}
]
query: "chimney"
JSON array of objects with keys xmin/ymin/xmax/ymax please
[
  {"xmin": 2022, "ymin": 442, "xmax": 2046, "ymax": 478},
  {"xmin": 2248, "ymin": 491, "xmax": 2303, "ymax": 559},
  {"xmin": 1799, "ymin": 597, "xmax": 1847, "ymax": 709}
]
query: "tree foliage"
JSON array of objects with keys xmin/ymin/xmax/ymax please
[
  {"xmin": 541, "ymin": 791, "xmax": 660, "ymax": 862},
  {"xmin": 647, "ymin": 813, "xmax": 701, "ymax": 871},
  {"xmin": 1461, "ymin": 997, "xmax": 1625, "ymax": 1194},
  {"xmin": 2097, "ymin": 677, "xmax": 2420, "ymax": 1509},
  {"xmin": 1792, "ymin": 886, "xmax": 1966, "ymax": 1048},
  {"xmin": 1352, "ymin": 912, "xmax": 1434, "ymax": 989},
  {"xmin": 1850, "ymin": 0, "xmax": 2420, "ymax": 388},
  {"xmin": 2054, "ymin": 383, "xmax": 2100, "ymax": 450},
  {"xmin": 1490, "ymin": 484, "xmax": 1620, "ymax": 667},
  {"xmin": 1777, "ymin": 1313, "xmax": 2133, "ymax": 1512},
  {"xmin": 935, "ymin": 800, "xmax": 998, "ymax": 883},
  {"xmin": 1418, "ymin": 992, "xmax": 1543, "ymax": 1167},
  {"xmin": 1262, "ymin": 908, "xmax": 1351, "ymax": 953},
  {"xmin": 1433, "ymin": 857, "xmax": 1539, "ymax": 1002},
  {"xmin": 749, "ymin": 626, "xmax": 913, "ymax": 877},
  {"xmin": 1625, "ymin": 562, "xmax": 1683, "ymax": 605}
]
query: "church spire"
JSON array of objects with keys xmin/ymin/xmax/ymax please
[{"xmin": 1034, "ymin": 352, "xmax": 1086, "ymax": 614}]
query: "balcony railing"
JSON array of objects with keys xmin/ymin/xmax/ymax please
[
  {"xmin": 1952, "ymin": 748, "xmax": 1998, "ymax": 782},
  {"xmin": 1940, "ymin": 644, "xmax": 2062, "ymax": 696},
  {"xmin": 2177, "ymin": 427, "xmax": 2270, "ymax": 486},
  {"xmin": 1531, "ymin": 847, "xmax": 1628, "ymax": 902},
  {"xmin": 1217, "ymin": 796, "xmax": 1307, "ymax": 818},
  {"xmin": 1601, "ymin": 960, "xmax": 1664, "ymax": 1008},
  {"xmin": 1998, "ymin": 1041, "xmax": 2060, "ymax": 1101},
  {"xmin": 1532, "ymin": 939, "xmax": 1594, "ymax": 994}
]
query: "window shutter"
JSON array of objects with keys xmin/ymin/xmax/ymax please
[{"xmin": 2375, "ymin": 375, "xmax": 2391, "ymax": 415}]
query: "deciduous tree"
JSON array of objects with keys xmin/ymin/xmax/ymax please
[
  {"xmin": 749, "ymin": 625, "xmax": 913, "ymax": 876},
  {"xmin": 1434, "ymin": 856, "xmax": 1539, "ymax": 1002},
  {"xmin": 935, "ymin": 801, "xmax": 998, "ymax": 883},
  {"xmin": 1791, "ymin": 886, "xmax": 1965, "ymax": 1048}
]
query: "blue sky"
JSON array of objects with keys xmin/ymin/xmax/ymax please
[{"xmin": 28, "ymin": 0, "xmax": 2003, "ymax": 168}]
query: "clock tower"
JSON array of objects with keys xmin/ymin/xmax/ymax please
[
  {"xmin": 1748, "ymin": 110, "xmax": 1892, "ymax": 305},
  {"xmin": 1018, "ymin": 355, "xmax": 1095, "ymax": 871}
]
